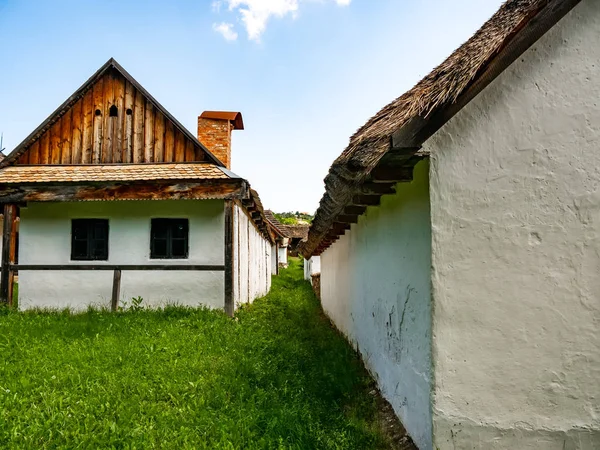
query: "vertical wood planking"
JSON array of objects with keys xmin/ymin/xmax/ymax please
[
  {"xmin": 82, "ymin": 90, "xmax": 93, "ymax": 163},
  {"xmin": 123, "ymin": 81, "xmax": 134, "ymax": 163},
  {"xmin": 174, "ymin": 130, "xmax": 185, "ymax": 162},
  {"xmin": 92, "ymin": 77, "xmax": 104, "ymax": 163},
  {"xmin": 60, "ymin": 109, "xmax": 72, "ymax": 164},
  {"xmin": 18, "ymin": 150, "xmax": 29, "ymax": 164},
  {"xmin": 224, "ymin": 200, "xmax": 234, "ymax": 317},
  {"xmin": 29, "ymin": 140, "xmax": 40, "ymax": 164},
  {"xmin": 133, "ymin": 90, "xmax": 144, "ymax": 163},
  {"xmin": 71, "ymin": 99, "xmax": 82, "ymax": 163},
  {"xmin": 50, "ymin": 118, "xmax": 62, "ymax": 164},
  {"xmin": 154, "ymin": 112, "xmax": 165, "ymax": 162},
  {"xmin": 164, "ymin": 120, "xmax": 175, "ymax": 162},
  {"xmin": 102, "ymin": 71, "xmax": 115, "ymax": 163},
  {"xmin": 184, "ymin": 139, "xmax": 195, "ymax": 162},
  {"xmin": 144, "ymin": 101, "xmax": 154, "ymax": 162},
  {"xmin": 40, "ymin": 132, "xmax": 50, "ymax": 164},
  {"xmin": 113, "ymin": 75, "xmax": 125, "ymax": 163}
]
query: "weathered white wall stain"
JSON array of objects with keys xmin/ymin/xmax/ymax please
[
  {"xmin": 303, "ymin": 256, "xmax": 320, "ymax": 280},
  {"xmin": 426, "ymin": 1, "xmax": 600, "ymax": 447},
  {"xmin": 232, "ymin": 203, "xmax": 271, "ymax": 306},
  {"xmin": 320, "ymin": 160, "xmax": 432, "ymax": 450},
  {"xmin": 19, "ymin": 200, "xmax": 225, "ymax": 310}
]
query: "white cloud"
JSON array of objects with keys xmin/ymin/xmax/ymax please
[
  {"xmin": 213, "ymin": 22, "xmax": 239, "ymax": 41},
  {"xmin": 215, "ymin": 0, "xmax": 351, "ymax": 42}
]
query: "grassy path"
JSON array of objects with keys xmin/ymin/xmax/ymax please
[{"xmin": 0, "ymin": 259, "xmax": 394, "ymax": 449}]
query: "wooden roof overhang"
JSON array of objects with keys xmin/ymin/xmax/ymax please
[
  {"xmin": 0, "ymin": 163, "xmax": 249, "ymax": 203},
  {"xmin": 302, "ymin": 0, "xmax": 581, "ymax": 258},
  {"xmin": 240, "ymin": 189, "xmax": 275, "ymax": 245}
]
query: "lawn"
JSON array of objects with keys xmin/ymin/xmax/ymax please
[{"xmin": 0, "ymin": 259, "xmax": 393, "ymax": 449}]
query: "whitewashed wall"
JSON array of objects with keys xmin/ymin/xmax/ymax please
[
  {"xmin": 303, "ymin": 256, "xmax": 320, "ymax": 280},
  {"xmin": 320, "ymin": 160, "xmax": 432, "ymax": 450},
  {"xmin": 232, "ymin": 204, "xmax": 271, "ymax": 306},
  {"xmin": 278, "ymin": 245, "xmax": 288, "ymax": 267},
  {"xmin": 426, "ymin": 1, "xmax": 600, "ymax": 448},
  {"xmin": 271, "ymin": 244, "xmax": 278, "ymax": 274},
  {"xmin": 19, "ymin": 200, "xmax": 225, "ymax": 310}
]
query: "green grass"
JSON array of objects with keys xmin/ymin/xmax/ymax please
[{"xmin": 0, "ymin": 259, "xmax": 388, "ymax": 449}]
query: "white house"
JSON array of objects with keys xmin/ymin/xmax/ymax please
[
  {"xmin": 303, "ymin": 255, "xmax": 319, "ymax": 282},
  {"xmin": 0, "ymin": 59, "xmax": 273, "ymax": 314},
  {"xmin": 264, "ymin": 210, "xmax": 289, "ymax": 269},
  {"xmin": 302, "ymin": 0, "xmax": 600, "ymax": 449}
]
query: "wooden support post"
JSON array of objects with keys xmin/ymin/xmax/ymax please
[
  {"xmin": 7, "ymin": 209, "xmax": 18, "ymax": 308},
  {"xmin": 275, "ymin": 242, "xmax": 279, "ymax": 275},
  {"xmin": 111, "ymin": 268, "xmax": 121, "ymax": 311},
  {"xmin": 1, "ymin": 204, "xmax": 17, "ymax": 306},
  {"xmin": 224, "ymin": 200, "xmax": 234, "ymax": 317}
]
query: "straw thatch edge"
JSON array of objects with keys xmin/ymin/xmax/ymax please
[{"xmin": 302, "ymin": 0, "xmax": 579, "ymax": 258}]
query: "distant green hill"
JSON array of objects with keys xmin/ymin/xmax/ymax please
[{"xmin": 274, "ymin": 212, "xmax": 313, "ymax": 225}]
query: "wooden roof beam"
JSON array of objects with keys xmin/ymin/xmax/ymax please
[
  {"xmin": 337, "ymin": 214, "xmax": 359, "ymax": 224},
  {"xmin": 344, "ymin": 205, "xmax": 366, "ymax": 215},
  {"xmin": 369, "ymin": 166, "xmax": 413, "ymax": 183},
  {"xmin": 361, "ymin": 182, "xmax": 396, "ymax": 195},
  {"xmin": 352, "ymin": 195, "xmax": 381, "ymax": 207}
]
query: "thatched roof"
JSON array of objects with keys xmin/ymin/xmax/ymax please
[
  {"xmin": 279, "ymin": 224, "xmax": 309, "ymax": 241},
  {"xmin": 302, "ymin": 0, "xmax": 579, "ymax": 257},
  {"xmin": 243, "ymin": 189, "xmax": 275, "ymax": 245}
]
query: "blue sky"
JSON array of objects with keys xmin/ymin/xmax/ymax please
[{"xmin": 0, "ymin": 0, "xmax": 503, "ymax": 213}]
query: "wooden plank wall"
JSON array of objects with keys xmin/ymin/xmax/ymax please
[{"xmin": 17, "ymin": 68, "xmax": 206, "ymax": 165}]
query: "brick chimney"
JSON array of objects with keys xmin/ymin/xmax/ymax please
[{"xmin": 197, "ymin": 111, "xmax": 244, "ymax": 169}]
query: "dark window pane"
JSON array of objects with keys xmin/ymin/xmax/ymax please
[
  {"xmin": 152, "ymin": 221, "xmax": 168, "ymax": 239},
  {"xmin": 171, "ymin": 239, "xmax": 187, "ymax": 258},
  {"xmin": 71, "ymin": 219, "xmax": 109, "ymax": 261},
  {"xmin": 152, "ymin": 239, "xmax": 168, "ymax": 258},
  {"xmin": 172, "ymin": 221, "xmax": 188, "ymax": 239},
  {"xmin": 150, "ymin": 219, "xmax": 189, "ymax": 259},
  {"xmin": 72, "ymin": 240, "xmax": 88, "ymax": 259},
  {"xmin": 72, "ymin": 221, "xmax": 88, "ymax": 240}
]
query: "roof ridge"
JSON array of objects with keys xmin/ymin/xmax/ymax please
[{"xmin": 2, "ymin": 58, "xmax": 225, "ymax": 168}]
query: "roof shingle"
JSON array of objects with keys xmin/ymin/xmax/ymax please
[{"xmin": 0, "ymin": 163, "xmax": 229, "ymax": 184}]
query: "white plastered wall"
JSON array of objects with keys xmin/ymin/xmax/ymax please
[
  {"xmin": 320, "ymin": 160, "xmax": 432, "ymax": 450},
  {"xmin": 304, "ymin": 256, "xmax": 320, "ymax": 281},
  {"xmin": 426, "ymin": 1, "xmax": 600, "ymax": 447},
  {"xmin": 271, "ymin": 244, "xmax": 278, "ymax": 274},
  {"xmin": 278, "ymin": 244, "xmax": 288, "ymax": 267},
  {"xmin": 232, "ymin": 204, "xmax": 271, "ymax": 306},
  {"xmin": 19, "ymin": 200, "xmax": 225, "ymax": 311}
]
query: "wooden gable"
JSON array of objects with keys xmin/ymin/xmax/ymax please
[{"xmin": 6, "ymin": 59, "xmax": 222, "ymax": 166}]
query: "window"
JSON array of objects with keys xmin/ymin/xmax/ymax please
[
  {"xmin": 71, "ymin": 219, "xmax": 109, "ymax": 261},
  {"xmin": 150, "ymin": 219, "xmax": 189, "ymax": 259}
]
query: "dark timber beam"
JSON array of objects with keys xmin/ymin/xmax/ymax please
[
  {"xmin": 333, "ymin": 222, "xmax": 351, "ymax": 231},
  {"xmin": 362, "ymin": 182, "xmax": 396, "ymax": 195},
  {"xmin": 0, "ymin": 204, "xmax": 17, "ymax": 305},
  {"xmin": 0, "ymin": 179, "xmax": 248, "ymax": 203},
  {"xmin": 224, "ymin": 200, "xmax": 234, "ymax": 317},
  {"xmin": 337, "ymin": 214, "xmax": 359, "ymax": 224},
  {"xmin": 344, "ymin": 205, "xmax": 366, "ymax": 216},
  {"xmin": 369, "ymin": 166, "xmax": 413, "ymax": 183},
  {"xmin": 352, "ymin": 195, "xmax": 381, "ymax": 207}
]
